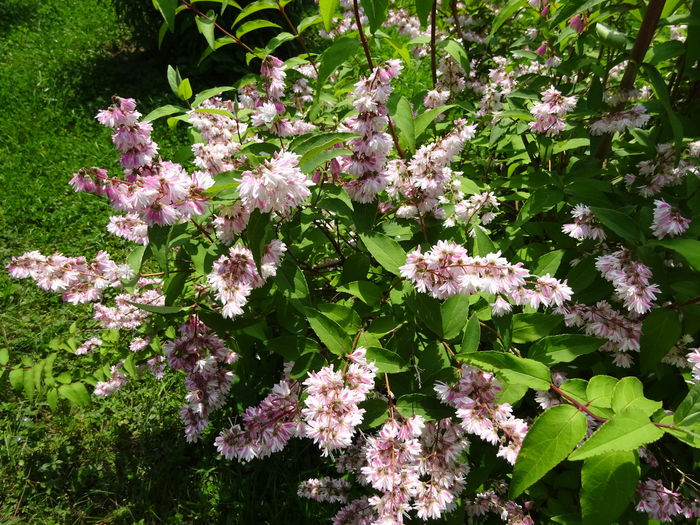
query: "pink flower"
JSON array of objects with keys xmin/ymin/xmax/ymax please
[
  {"xmin": 651, "ymin": 200, "xmax": 691, "ymax": 238},
  {"xmin": 568, "ymin": 14, "xmax": 586, "ymax": 33}
]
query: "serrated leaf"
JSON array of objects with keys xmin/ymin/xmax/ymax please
[
  {"xmin": 528, "ymin": 334, "xmax": 605, "ymax": 365},
  {"xmin": 192, "ymin": 86, "xmax": 235, "ymax": 108},
  {"xmin": 511, "ymin": 313, "xmax": 563, "ymax": 343},
  {"xmin": 392, "ymin": 96, "xmax": 415, "ymax": 152},
  {"xmin": 642, "ymin": 63, "xmax": 683, "ymax": 149},
  {"xmin": 414, "ymin": 104, "xmax": 454, "ymax": 139},
  {"xmin": 246, "ymin": 209, "xmax": 274, "ymax": 273},
  {"xmin": 155, "ymin": 0, "xmax": 178, "ymax": 31},
  {"xmin": 364, "ymin": 347, "xmax": 408, "ymax": 373},
  {"xmin": 291, "ymin": 351, "xmax": 326, "ymax": 379},
  {"xmin": 550, "ymin": 0, "xmax": 607, "ymax": 27},
  {"xmin": 472, "ymin": 227, "xmax": 496, "ymax": 256},
  {"xmin": 236, "ymin": 19, "xmax": 281, "ymax": 39},
  {"xmin": 581, "ymin": 451, "xmax": 640, "ymax": 525},
  {"xmin": 461, "ymin": 314, "xmax": 480, "ymax": 353},
  {"xmin": 414, "ymin": 0, "xmax": 433, "ymax": 27},
  {"xmin": 178, "ymin": 78, "xmax": 193, "ymax": 101},
  {"xmin": 128, "ymin": 302, "xmax": 188, "ymax": 315},
  {"xmin": 359, "ymin": 232, "xmax": 406, "ymax": 276},
  {"xmin": 234, "ymin": 0, "xmax": 277, "ymax": 26},
  {"xmin": 0, "ymin": 348, "xmax": 8, "ymax": 366},
  {"xmin": 267, "ymin": 336, "xmax": 319, "ymax": 361},
  {"xmin": 510, "ymin": 404, "xmax": 588, "ymax": 497},
  {"xmin": 195, "ymin": 11, "xmax": 216, "ymax": 49},
  {"xmin": 297, "ymin": 14, "xmax": 321, "ymax": 34},
  {"xmin": 640, "ymin": 309, "xmax": 682, "ymax": 374},
  {"xmin": 491, "ymin": 0, "xmax": 526, "ymax": 37},
  {"xmin": 46, "ymin": 388, "xmax": 59, "ymax": 411},
  {"xmin": 167, "ymin": 64, "xmax": 181, "ymax": 96},
  {"xmin": 569, "ymin": 409, "xmax": 664, "ymax": 461},
  {"xmin": 274, "ymin": 259, "xmax": 311, "ymax": 312},
  {"xmin": 611, "ymin": 377, "xmax": 662, "ymax": 417},
  {"xmin": 317, "ymin": 303, "xmax": 361, "ymax": 334},
  {"xmin": 360, "ymin": 0, "xmax": 388, "ymax": 33},
  {"xmin": 360, "ymin": 398, "xmax": 389, "ymax": 428},
  {"xmin": 586, "ymin": 375, "xmax": 618, "ymax": 409},
  {"xmin": 304, "ymin": 307, "xmax": 352, "ymax": 355},
  {"xmin": 396, "ymin": 393, "xmax": 455, "ymax": 421},
  {"xmin": 441, "ymin": 295, "xmax": 470, "ymax": 340},
  {"xmin": 143, "ymin": 104, "xmax": 186, "ymax": 122},
  {"xmin": 589, "ymin": 207, "xmax": 644, "ymax": 243},
  {"xmin": 533, "ymin": 250, "xmax": 564, "ymax": 277},
  {"xmin": 674, "ymin": 383, "xmax": 700, "ymax": 427},
  {"xmin": 299, "ymin": 148, "xmax": 352, "ymax": 173},
  {"xmin": 265, "ymin": 32, "xmax": 295, "ymax": 54},
  {"xmin": 316, "ymin": 37, "xmax": 359, "ymax": 92},
  {"xmin": 9, "ymin": 368, "xmax": 23, "ymax": 391},
  {"xmin": 456, "ymin": 351, "xmax": 551, "ymax": 390}
]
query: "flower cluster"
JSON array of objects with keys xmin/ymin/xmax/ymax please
[
  {"xmin": 341, "ymin": 60, "xmax": 403, "ymax": 203},
  {"xmin": 297, "ymin": 477, "xmax": 351, "ymax": 503},
  {"xmin": 447, "ymin": 191, "xmax": 499, "ymax": 228},
  {"xmin": 561, "ymin": 204, "xmax": 606, "ymax": 241},
  {"xmin": 466, "ymin": 486, "xmax": 534, "ymax": 525},
  {"xmin": 207, "ymin": 240, "xmax": 286, "ymax": 319},
  {"xmin": 529, "ymin": 86, "xmax": 577, "ymax": 136},
  {"xmin": 93, "ymin": 277, "xmax": 163, "ymax": 330},
  {"xmin": 688, "ymin": 349, "xmax": 700, "ymax": 384},
  {"xmin": 387, "ymin": 120, "xmax": 477, "ymax": 217},
  {"xmin": 589, "ymin": 105, "xmax": 650, "ymax": 135},
  {"xmin": 435, "ymin": 365, "xmax": 529, "ymax": 465},
  {"xmin": 636, "ymin": 478, "xmax": 699, "ymax": 521},
  {"xmin": 75, "ymin": 337, "xmax": 103, "ymax": 356},
  {"xmin": 651, "ymin": 199, "xmax": 691, "ymax": 239},
  {"xmin": 595, "ymin": 250, "xmax": 659, "ymax": 314},
  {"xmin": 163, "ymin": 317, "xmax": 238, "ymax": 442},
  {"xmin": 238, "ymin": 150, "xmax": 313, "ymax": 215},
  {"xmin": 625, "ymin": 143, "xmax": 698, "ymax": 196},
  {"xmin": 94, "ymin": 363, "xmax": 128, "ymax": 396},
  {"xmin": 558, "ymin": 300, "xmax": 642, "ymax": 367},
  {"xmin": 7, "ymin": 250, "xmax": 133, "ymax": 304},
  {"xmin": 107, "ymin": 213, "xmax": 149, "ymax": 245},
  {"xmin": 302, "ymin": 347, "xmax": 377, "ymax": 455},
  {"xmin": 400, "ymin": 241, "xmax": 572, "ymax": 314},
  {"xmin": 215, "ymin": 370, "xmax": 303, "ymax": 461}
]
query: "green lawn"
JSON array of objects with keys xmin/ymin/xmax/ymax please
[{"xmin": 0, "ymin": 1, "xmax": 329, "ymax": 522}]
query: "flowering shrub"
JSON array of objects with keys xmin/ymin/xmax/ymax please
[{"xmin": 5, "ymin": 0, "xmax": 700, "ymax": 523}]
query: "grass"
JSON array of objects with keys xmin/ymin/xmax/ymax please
[{"xmin": 0, "ymin": 0, "xmax": 330, "ymax": 522}]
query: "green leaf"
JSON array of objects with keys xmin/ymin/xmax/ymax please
[
  {"xmin": 319, "ymin": 0, "xmax": 340, "ymax": 32},
  {"xmin": 649, "ymin": 239, "xmax": 700, "ymax": 271},
  {"xmin": 414, "ymin": 105, "xmax": 454, "ymax": 140},
  {"xmin": 128, "ymin": 302, "xmax": 189, "ymax": 315},
  {"xmin": 396, "ymin": 393, "xmax": 454, "ymax": 421},
  {"xmin": 639, "ymin": 309, "xmax": 682, "ymax": 374},
  {"xmin": 299, "ymin": 147, "xmax": 352, "ymax": 173},
  {"xmin": 674, "ymin": 383, "xmax": 700, "ymax": 427},
  {"xmin": 192, "ymin": 86, "xmax": 235, "ymax": 108},
  {"xmin": 569, "ymin": 409, "xmax": 664, "ymax": 461},
  {"xmin": 408, "ymin": 293, "xmax": 443, "ymax": 337},
  {"xmin": 317, "ymin": 303, "xmax": 361, "ymax": 334},
  {"xmin": 143, "ymin": 104, "xmax": 186, "ymax": 122},
  {"xmin": 533, "ymin": 250, "xmax": 564, "ymax": 277},
  {"xmin": 148, "ymin": 224, "xmax": 170, "ymax": 274},
  {"xmin": 304, "ymin": 307, "xmax": 352, "ymax": 355},
  {"xmin": 586, "ymin": 375, "xmax": 618, "ymax": 409},
  {"xmin": 392, "ymin": 96, "xmax": 416, "ymax": 152},
  {"xmin": 267, "ymin": 336, "xmax": 320, "ymax": 361},
  {"xmin": 364, "ymin": 347, "xmax": 408, "ymax": 373},
  {"xmin": 195, "ymin": 11, "xmax": 217, "ymax": 49},
  {"xmin": 511, "ymin": 313, "xmax": 563, "ymax": 343},
  {"xmin": 58, "ymin": 382, "xmax": 91, "ymax": 407},
  {"xmin": 360, "ymin": 398, "xmax": 389, "ymax": 428},
  {"xmin": 297, "ymin": 14, "xmax": 321, "ymax": 34},
  {"xmin": 528, "ymin": 335, "xmax": 605, "ymax": 365},
  {"xmin": 167, "ymin": 64, "xmax": 181, "ymax": 96},
  {"xmin": 642, "ymin": 63, "xmax": 683, "ymax": 149},
  {"xmin": 291, "ymin": 352, "xmax": 326, "ymax": 379},
  {"xmin": 611, "ymin": 377, "xmax": 662, "ymax": 417},
  {"xmin": 580, "ymin": 451, "xmax": 640, "ymax": 525},
  {"xmin": 236, "ymin": 19, "xmax": 282, "ymax": 39},
  {"xmin": 460, "ymin": 314, "xmax": 481, "ymax": 354},
  {"xmin": 0, "ymin": 348, "xmax": 8, "ymax": 366},
  {"xmin": 491, "ymin": 0, "xmax": 526, "ymax": 37},
  {"xmin": 595, "ymin": 22, "xmax": 629, "ymax": 50},
  {"xmin": 245, "ymin": 210, "xmax": 274, "ymax": 273},
  {"xmin": 440, "ymin": 39, "xmax": 470, "ymax": 74},
  {"xmin": 414, "ymin": 0, "xmax": 433, "ymax": 27},
  {"xmin": 549, "ymin": 0, "xmax": 607, "ymax": 27},
  {"xmin": 46, "ymin": 388, "xmax": 59, "ymax": 411},
  {"xmin": 9, "ymin": 368, "xmax": 23, "ymax": 391},
  {"xmin": 456, "ymin": 351, "xmax": 551, "ymax": 390},
  {"xmin": 178, "ymin": 78, "xmax": 193, "ymax": 101},
  {"xmin": 359, "ymin": 232, "xmax": 406, "ymax": 276},
  {"xmin": 264, "ymin": 32, "xmax": 295, "ymax": 54},
  {"xmin": 472, "ymin": 226, "xmax": 496, "ymax": 256},
  {"xmin": 316, "ymin": 37, "xmax": 360, "ymax": 92},
  {"xmin": 360, "ymin": 0, "xmax": 388, "ymax": 33},
  {"xmin": 274, "ymin": 259, "xmax": 311, "ymax": 312},
  {"xmin": 589, "ymin": 207, "xmax": 644, "ymax": 243},
  {"xmin": 337, "ymin": 281, "xmax": 383, "ymax": 306},
  {"xmin": 510, "ymin": 404, "xmax": 588, "ymax": 497},
  {"xmin": 234, "ymin": 0, "xmax": 277, "ymax": 25},
  {"xmin": 155, "ymin": 0, "xmax": 178, "ymax": 31},
  {"xmin": 441, "ymin": 295, "xmax": 470, "ymax": 340}
]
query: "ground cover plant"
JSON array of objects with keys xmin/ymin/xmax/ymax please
[{"xmin": 3, "ymin": 0, "xmax": 700, "ymax": 523}]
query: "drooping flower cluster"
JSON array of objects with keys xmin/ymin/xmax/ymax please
[
  {"xmin": 558, "ymin": 300, "xmax": 642, "ymax": 367},
  {"xmin": 297, "ymin": 477, "xmax": 351, "ymax": 503},
  {"xmin": 435, "ymin": 365, "xmax": 529, "ymax": 465},
  {"xmin": 207, "ymin": 240, "xmax": 286, "ymax": 319},
  {"xmin": 589, "ymin": 105, "xmax": 650, "ymax": 135},
  {"xmin": 215, "ymin": 370, "xmax": 303, "ymax": 461},
  {"xmin": 446, "ymin": 191, "xmax": 499, "ymax": 228},
  {"xmin": 189, "ymin": 97, "xmax": 250, "ymax": 176},
  {"xmin": 96, "ymin": 96, "xmax": 158, "ymax": 170},
  {"xmin": 92, "ymin": 277, "xmax": 164, "ymax": 330},
  {"xmin": 302, "ymin": 347, "xmax": 377, "ymax": 455},
  {"xmin": 7, "ymin": 250, "xmax": 133, "ymax": 304},
  {"xmin": 400, "ymin": 241, "xmax": 572, "ymax": 314},
  {"xmin": 529, "ymin": 86, "xmax": 577, "ymax": 136},
  {"xmin": 163, "ymin": 317, "xmax": 238, "ymax": 442},
  {"xmin": 75, "ymin": 337, "xmax": 103, "ymax": 356},
  {"xmin": 687, "ymin": 349, "xmax": 700, "ymax": 384},
  {"xmin": 387, "ymin": 120, "xmax": 477, "ymax": 217},
  {"xmin": 625, "ymin": 143, "xmax": 699, "ymax": 196},
  {"xmin": 651, "ymin": 199, "xmax": 691, "ymax": 239},
  {"xmin": 595, "ymin": 250, "xmax": 659, "ymax": 314},
  {"xmin": 107, "ymin": 213, "xmax": 149, "ymax": 245},
  {"xmin": 340, "ymin": 60, "xmax": 403, "ymax": 203},
  {"xmin": 635, "ymin": 478, "xmax": 699, "ymax": 521},
  {"xmin": 466, "ymin": 485, "xmax": 534, "ymax": 525},
  {"xmin": 238, "ymin": 151, "xmax": 313, "ymax": 215},
  {"xmin": 94, "ymin": 363, "xmax": 129, "ymax": 396},
  {"xmin": 561, "ymin": 204, "xmax": 606, "ymax": 241}
]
